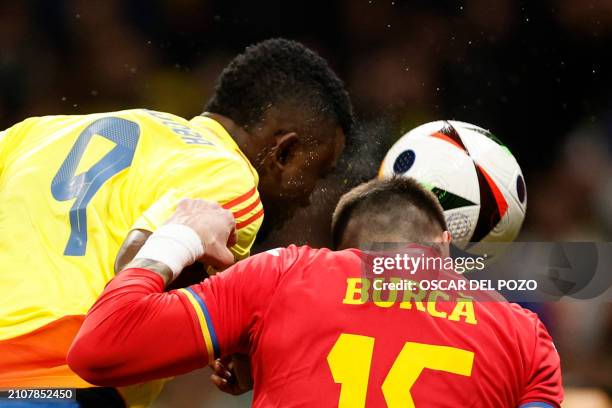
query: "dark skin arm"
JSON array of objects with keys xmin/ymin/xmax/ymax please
[
  {"xmin": 114, "ymin": 225, "xmax": 252, "ymax": 393},
  {"xmin": 114, "ymin": 229, "xmax": 151, "ymax": 273}
]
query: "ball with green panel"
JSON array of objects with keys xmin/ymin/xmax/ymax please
[{"xmin": 379, "ymin": 120, "xmax": 527, "ymax": 255}]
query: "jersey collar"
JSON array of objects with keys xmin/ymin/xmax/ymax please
[
  {"xmin": 189, "ymin": 115, "xmax": 259, "ymax": 185},
  {"xmin": 189, "ymin": 115, "xmax": 239, "ymax": 150}
]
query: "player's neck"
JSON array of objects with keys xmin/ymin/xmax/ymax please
[{"xmin": 201, "ymin": 112, "xmax": 250, "ymax": 148}]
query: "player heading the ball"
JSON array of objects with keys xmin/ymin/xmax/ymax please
[{"xmin": 68, "ymin": 177, "xmax": 562, "ymax": 408}]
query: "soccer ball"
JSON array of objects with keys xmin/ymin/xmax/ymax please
[{"xmin": 379, "ymin": 120, "xmax": 526, "ymax": 254}]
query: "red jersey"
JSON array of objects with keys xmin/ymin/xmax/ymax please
[{"xmin": 68, "ymin": 245, "xmax": 563, "ymax": 408}]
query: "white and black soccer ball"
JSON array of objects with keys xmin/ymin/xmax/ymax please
[{"xmin": 379, "ymin": 120, "xmax": 527, "ymax": 253}]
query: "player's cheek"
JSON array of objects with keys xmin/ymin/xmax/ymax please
[{"xmin": 284, "ymin": 156, "xmax": 317, "ymax": 198}]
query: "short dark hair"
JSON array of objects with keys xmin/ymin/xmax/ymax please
[
  {"xmin": 331, "ymin": 177, "xmax": 448, "ymax": 249},
  {"xmin": 205, "ymin": 38, "xmax": 353, "ymax": 135}
]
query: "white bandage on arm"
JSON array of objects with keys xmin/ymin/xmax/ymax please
[{"xmin": 134, "ymin": 224, "xmax": 205, "ymax": 280}]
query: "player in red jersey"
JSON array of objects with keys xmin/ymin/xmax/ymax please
[{"xmin": 68, "ymin": 178, "xmax": 563, "ymax": 407}]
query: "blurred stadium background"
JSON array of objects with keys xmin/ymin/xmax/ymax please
[{"xmin": 1, "ymin": 0, "xmax": 610, "ymax": 406}]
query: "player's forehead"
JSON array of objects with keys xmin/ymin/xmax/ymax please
[{"xmin": 260, "ymin": 102, "xmax": 339, "ymax": 135}]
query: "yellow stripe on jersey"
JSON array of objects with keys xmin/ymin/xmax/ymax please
[{"xmin": 179, "ymin": 288, "xmax": 219, "ymax": 364}]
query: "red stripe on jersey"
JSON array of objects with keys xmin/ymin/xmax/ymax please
[
  {"xmin": 233, "ymin": 197, "xmax": 262, "ymax": 219},
  {"xmin": 222, "ymin": 187, "xmax": 257, "ymax": 210},
  {"xmin": 237, "ymin": 208, "xmax": 264, "ymax": 230}
]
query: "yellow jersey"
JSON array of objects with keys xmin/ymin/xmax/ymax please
[{"xmin": 0, "ymin": 109, "xmax": 263, "ymax": 393}]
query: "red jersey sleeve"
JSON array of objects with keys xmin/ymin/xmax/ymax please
[
  {"xmin": 67, "ymin": 268, "xmax": 208, "ymax": 386},
  {"xmin": 519, "ymin": 314, "xmax": 564, "ymax": 408},
  {"xmin": 183, "ymin": 247, "xmax": 293, "ymax": 358},
  {"xmin": 68, "ymin": 247, "xmax": 294, "ymax": 387}
]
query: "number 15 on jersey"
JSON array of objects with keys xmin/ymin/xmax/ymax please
[{"xmin": 327, "ymin": 333, "xmax": 474, "ymax": 408}]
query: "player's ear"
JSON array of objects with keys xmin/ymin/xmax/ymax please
[
  {"xmin": 435, "ymin": 230, "xmax": 452, "ymax": 257},
  {"xmin": 271, "ymin": 132, "xmax": 298, "ymax": 171}
]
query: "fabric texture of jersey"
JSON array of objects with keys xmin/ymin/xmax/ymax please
[
  {"xmin": 68, "ymin": 246, "xmax": 563, "ymax": 407},
  {"xmin": 191, "ymin": 246, "xmax": 563, "ymax": 407},
  {"xmin": 0, "ymin": 109, "xmax": 262, "ymax": 391}
]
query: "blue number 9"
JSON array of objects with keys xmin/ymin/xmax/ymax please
[{"xmin": 51, "ymin": 117, "xmax": 140, "ymax": 256}]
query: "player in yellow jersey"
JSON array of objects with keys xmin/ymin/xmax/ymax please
[{"xmin": 0, "ymin": 38, "xmax": 353, "ymax": 407}]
